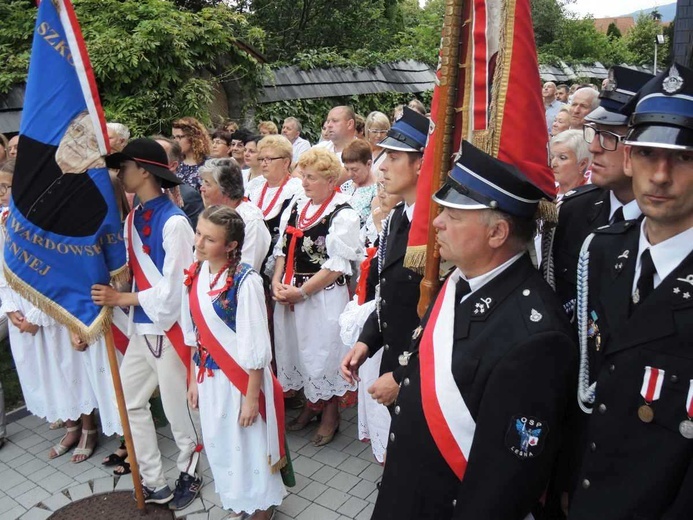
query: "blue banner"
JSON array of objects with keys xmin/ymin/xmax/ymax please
[{"xmin": 4, "ymin": 0, "xmax": 126, "ymax": 341}]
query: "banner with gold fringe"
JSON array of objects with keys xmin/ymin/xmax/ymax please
[
  {"xmin": 405, "ymin": 0, "xmax": 555, "ymax": 274},
  {"xmin": 3, "ymin": 0, "xmax": 126, "ymax": 343}
]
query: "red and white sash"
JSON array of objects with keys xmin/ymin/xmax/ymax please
[
  {"xmin": 420, "ymin": 272, "xmax": 476, "ymax": 480},
  {"xmin": 126, "ymin": 211, "xmax": 189, "ymax": 372},
  {"xmin": 111, "ymin": 306, "xmax": 130, "ymax": 355},
  {"xmin": 188, "ymin": 265, "xmax": 286, "ymax": 470}
]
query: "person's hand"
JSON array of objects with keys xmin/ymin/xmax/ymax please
[
  {"xmin": 340, "ymin": 342, "xmax": 369, "ymax": 384},
  {"xmin": 7, "ymin": 311, "xmax": 24, "ymax": 329},
  {"xmin": 91, "ymin": 284, "xmax": 122, "ymax": 307},
  {"xmin": 19, "ymin": 320, "xmax": 39, "ymax": 336},
  {"xmin": 187, "ymin": 380, "xmax": 199, "ymax": 410},
  {"xmin": 368, "ymin": 372, "xmax": 399, "ymax": 406},
  {"xmin": 70, "ymin": 331, "xmax": 89, "ymax": 351},
  {"xmin": 239, "ymin": 396, "xmax": 259, "ymax": 427},
  {"xmin": 272, "ymin": 281, "xmax": 289, "ymax": 304},
  {"xmin": 277, "ymin": 285, "xmax": 303, "ymax": 305}
]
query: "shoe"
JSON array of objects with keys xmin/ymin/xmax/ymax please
[
  {"xmin": 138, "ymin": 484, "xmax": 174, "ymax": 505},
  {"xmin": 102, "ymin": 441, "xmax": 127, "ymax": 466},
  {"xmin": 311, "ymin": 422, "xmax": 340, "ymax": 447},
  {"xmin": 168, "ymin": 472, "xmax": 203, "ymax": 510},
  {"xmin": 248, "ymin": 507, "xmax": 276, "ymax": 520},
  {"xmin": 286, "ymin": 410, "xmax": 321, "ymax": 431},
  {"xmin": 71, "ymin": 429, "xmax": 98, "ymax": 463},
  {"xmin": 48, "ymin": 423, "xmax": 81, "ymax": 459}
]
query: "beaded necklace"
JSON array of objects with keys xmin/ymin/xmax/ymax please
[
  {"xmin": 297, "ymin": 191, "xmax": 337, "ymax": 230},
  {"xmin": 258, "ymin": 175, "xmax": 290, "ymax": 217}
]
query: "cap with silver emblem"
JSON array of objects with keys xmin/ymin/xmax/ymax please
[
  {"xmin": 378, "ymin": 106, "xmax": 430, "ymax": 153},
  {"xmin": 585, "ymin": 66, "xmax": 654, "ymax": 126},
  {"xmin": 433, "ymin": 140, "xmax": 551, "ymax": 219},
  {"xmin": 621, "ymin": 62, "xmax": 693, "ymax": 151}
]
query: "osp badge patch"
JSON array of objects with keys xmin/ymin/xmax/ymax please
[{"xmin": 506, "ymin": 415, "xmax": 547, "ymax": 460}]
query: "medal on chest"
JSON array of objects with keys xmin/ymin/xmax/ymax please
[
  {"xmin": 679, "ymin": 380, "xmax": 693, "ymax": 439},
  {"xmin": 638, "ymin": 366, "xmax": 664, "ymax": 423}
]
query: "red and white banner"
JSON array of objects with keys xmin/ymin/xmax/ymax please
[
  {"xmin": 687, "ymin": 380, "xmax": 693, "ymax": 418},
  {"xmin": 640, "ymin": 366, "xmax": 665, "ymax": 403}
]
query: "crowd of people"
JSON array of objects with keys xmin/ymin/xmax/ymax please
[{"xmin": 1, "ymin": 61, "xmax": 692, "ymax": 520}]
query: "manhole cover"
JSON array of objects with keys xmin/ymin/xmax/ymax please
[{"xmin": 49, "ymin": 491, "xmax": 174, "ymax": 519}]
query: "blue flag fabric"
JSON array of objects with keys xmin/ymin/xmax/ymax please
[{"xmin": 4, "ymin": 0, "xmax": 127, "ymax": 341}]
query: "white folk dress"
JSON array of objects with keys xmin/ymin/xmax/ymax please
[
  {"xmin": 0, "ymin": 211, "xmax": 121, "ymax": 432},
  {"xmin": 182, "ymin": 266, "xmax": 285, "ymax": 514},
  {"xmin": 272, "ymin": 193, "xmax": 362, "ymax": 403}
]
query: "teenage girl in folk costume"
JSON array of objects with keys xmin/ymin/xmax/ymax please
[{"xmin": 183, "ymin": 206, "xmax": 286, "ymax": 520}]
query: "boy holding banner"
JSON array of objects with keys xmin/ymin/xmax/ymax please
[{"xmin": 92, "ymin": 138, "xmax": 201, "ymax": 508}]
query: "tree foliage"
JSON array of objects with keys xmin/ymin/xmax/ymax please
[
  {"xmin": 625, "ymin": 13, "xmax": 671, "ymax": 68},
  {"xmin": 0, "ymin": 0, "xmax": 264, "ymax": 136}
]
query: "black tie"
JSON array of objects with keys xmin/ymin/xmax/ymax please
[
  {"xmin": 611, "ymin": 206, "xmax": 624, "ymax": 224},
  {"xmin": 455, "ymin": 277, "xmax": 471, "ymax": 303},
  {"xmin": 634, "ymin": 249, "xmax": 656, "ymax": 306}
]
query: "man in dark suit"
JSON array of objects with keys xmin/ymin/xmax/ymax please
[
  {"xmin": 542, "ymin": 67, "xmax": 653, "ymax": 314},
  {"xmin": 569, "ymin": 63, "xmax": 693, "ymax": 520},
  {"xmin": 341, "ymin": 107, "xmax": 430, "ymax": 408},
  {"xmin": 357, "ymin": 141, "xmax": 577, "ymax": 520}
]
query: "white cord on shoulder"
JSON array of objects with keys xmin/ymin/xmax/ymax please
[{"xmin": 577, "ymin": 232, "xmax": 597, "ymax": 414}]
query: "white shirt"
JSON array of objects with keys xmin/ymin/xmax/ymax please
[
  {"xmin": 247, "ymin": 176, "xmax": 304, "ymax": 221},
  {"xmin": 633, "ymin": 220, "xmax": 693, "ymax": 294},
  {"xmin": 609, "ymin": 191, "xmax": 642, "ymax": 223},
  {"xmin": 127, "ymin": 214, "xmax": 195, "ymax": 336},
  {"xmin": 235, "ymin": 201, "xmax": 272, "ymax": 272},
  {"xmin": 292, "ymin": 136, "xmax": 311, "ymax": 163},
  {"xmin": 458, "ymin": 252, "xmax": 524, "ymax": 303}
]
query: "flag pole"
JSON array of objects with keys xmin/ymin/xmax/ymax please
[
  {"xmin": 418, "ymin": 0, "xmax": 470, "ymax": 316},
  {"xmin": 103, "ymin": 328, "xmax": 147, "ymax": 511}
]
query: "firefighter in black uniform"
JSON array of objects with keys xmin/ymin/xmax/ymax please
[
  {"xmin": 356, "ymin": 141, "xmax": 577, "ymax": 520},
  {"xmin": 569, "ymin": 63, "xmax": 693, "ymax": 520},
  {"xmin": 341, "ymin": 107, "xmax": 430, "ymax": 408},
  {"xmin": 542, "ymin": 66, "xmax": 653, "ymax": 314}
]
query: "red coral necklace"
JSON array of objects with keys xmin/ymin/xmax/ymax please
[
  {"xmin": 258, "ymin": 175, "xmax": 290, "ymax": 217},
  {"xmin": 298, "ymin": 191, "xmax": 336, "ymax": 230}
]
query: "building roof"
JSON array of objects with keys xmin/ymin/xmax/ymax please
[
  {"xmin": 259, "ymin": 60, "xmax": 436, "ymax": 103},
  {"xmin": 594, "ymin": 16, "xmax": 636, "ymax": 35}
]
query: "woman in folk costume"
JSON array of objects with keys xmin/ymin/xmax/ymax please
[
  {"xmin": 0, "ymin": 159, "xmax": 122, "ymax": 463},
  {"xmin": 183, "ymin": 206, "xmax": 286, "ymax": 520},
  {"xmin": 272, "ymin": 148, "xmax": 362, "ymax": 446}
]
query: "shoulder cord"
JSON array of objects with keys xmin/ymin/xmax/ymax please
[
  {"xmin": 577, "ymin": 232, "xmax": 597, "ymax": 414},
  {"xmin": 541, "ymin": 226, "xmax": 557, "ymax": 290},
  {"xmin": 375, "ymin": 212, "xmax": 393, "ymax": 333}
]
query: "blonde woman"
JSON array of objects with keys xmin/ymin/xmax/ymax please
[{"xmin": 364, "ymin": 111, "xmax": 391, "ymax": 175}]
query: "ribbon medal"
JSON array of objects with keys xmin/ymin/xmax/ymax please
[
  {"xmin": 680, "ymin": 380, "xmax": 693, "ymax": 439},
  {"xmin": 638, "ymin": 366, "xmax": 664, "ymax": 423}
]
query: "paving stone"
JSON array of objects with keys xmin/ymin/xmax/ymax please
[
  {"xmin": 291, "ymin": 456, "xmax": 322, "ymax": 478},
  {"xmin": 173, "ymin": 497, "xmax": 204, "ymax": 518},
  {"xmin": 297, "ymin": 443, "xmax": 322, "ymax": 458},
  {"xmin": 4, "ymin": 423, "xmax": 25, "ymax": 438},
  {"xmin": 287, "ymin": 472, "xmax": 311, "ymax": 495},
  {"xmin": 310, "ymin": 465, "xmax": 339, "ymax": 484},
  {"xmin": 365, "ymin": 489, "xmax": 378, "ymax": 504},
  {"xmin": 15, "ymin": 416, "xmax": 44, "ymax": 430},
  {"xmin": 314, "ymin": 488, "xmax": 349, "ymax": 510},
  {"xmin": 0, "ymin": 444, "xmax": 25, "ymax": 463},
  {"xmin": 185, "ymin": 513, "xmax": 209, "ymax": 520},
  {"xmin": 277, "ymin": 493, "xmax": 311, "ymax": 518},
  {"xmin": 12, "ymin": 436, "xmax": 45, "ymax": 451},
  {"xmin": 286, "ymin": 434, "xmax": 309, "ymax": 453},
  {"xmin": 19, "ymin": 507, "xmax": 51, "ymax": 520},
  {"xmin": 338, "ymin": 456, "xmax": 371, "ymax": 477},
  {"xmin": 0, "ymin": 469, "xmax": 27, "ymax": 491},
  {"xmin": 40, "ymin": 492, "xmax": 71, "ymax": 511},
  {"xmin": 207, "ymin": 506, "xmax": 229, "ymax": 520},
  {"xmin": 355, "ymin": 502, "xmax": 375, "ymax": 520},
  {"xmin": 0, "ymin": 497, "xmax": 20, "ymax": 516},
  {"xmin": 357, "ymin": 463, "xmax": 383, "ymax": 483},
  {"xmin": 14, "ymin": 487, "xmax": 49, "ymax": 509},
  {"xmin": 0, "ymin": 505, "xmax": 26, "ymax": 520},
  {"xmin": 348, "ymin": 479, "xmax": 377, "ymax": 500},
  {"xmin": 5, "ymin": 481, "xmax": 36, "ymax": 500},
  {"xmin": 67, "ymin": 482, "xmax": 93, "ymax": 501},
  {"xmin": 73, "ymin": 466, "xmax": 110, "ymax": 484},
  {"xmin": 312, "ymin": 448, "xmax": 348, "ymax": 468},
  {"xmin": 40, "ymin": 472, "xmax": 75, "ymax": 494},
  {"xmin": 25, "ymin": 466, "xmax": 56, "ymax": 483},
  {"xmin": 294, "ymin": 503, "xmax": 340, "ymax": 520},
  {"xmin": 342, "ymin": 440, "xmax": 369, "ymax": 457},
  {"xmin": 326, "ymin": 471, "xmax": 360, "ymax": 493},
  {"xmin": 15, "ymin": 459, "xmax": 49, "ymax": 478},
  {"xmin": 114, "ymin": 476, "xmax": 134, "ymax": 491},
  {"xmin": 297, "ymin": 481, "xmax": 327, "ymax": 502},
  {"xmin": 337, "ymin": 496, "xmax": 368, "ymax": 518},
  {"xmin": 92, "ymin": 477, "xmax": 114, "ymax": 495}
]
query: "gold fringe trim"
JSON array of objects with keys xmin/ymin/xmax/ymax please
[
  {"xmin": 403, "ymin": 245, "xmax": 427, "ymax": 275},
  {"xmin": 489, "ymin": 0, "xmax": 515, "ymax": 158},
  {"xmin": 109, "ymin": 264, "xmax": 131, "ymax": 285},
  {"xmin": 269, "ymin": 455, "xmax": 287, "ymax": 474},
  {"xmin": 537, "ymin": 199, "xmax": 558, "ymax": 228},
  {"xmin": 4, "ymin": 265, "xmax": 112, "ymax": 344}
]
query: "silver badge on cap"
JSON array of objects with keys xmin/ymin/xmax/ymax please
[{"xmin": 663, "ymin": 64, "xmax": 684, "ymax": 95}]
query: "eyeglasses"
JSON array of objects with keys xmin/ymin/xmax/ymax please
[
  {"xmin": 369, "ymin": 129, "xmax": 389, "ymax": 135},
  {"xmin": 259, "ymin": 156, "xmax": 285, "ymax": 164},
  {"xmin": 212, "ymin": 139, "xmax": 228, "ymax": 145},
  {"xmin": 0, "ymin": 184, "xmax": 12, "ymax": 196},
  {"xmin": 376, "ymin": 181, "xmax": 386, "ymax": 192},
  {"xmin": 172, "ymin": 134, "xmax": 187, "ymax": 141},
  {"xmin": 583, "ymin": 125, "xmax": 625, "ymax": 152}
]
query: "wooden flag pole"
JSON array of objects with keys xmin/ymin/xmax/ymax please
[
  {"xmin": 418, "ymin": 0, "xmax": 470, "ymax": 317},
  {"xmin": 103, "ymin": 327, "xmax": 147, "ymax": 511}
]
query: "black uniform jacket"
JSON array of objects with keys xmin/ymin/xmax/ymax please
[
  {"xmin": 372, "ymin": 254, "xmax": 578, "ymax": 520},
  {"xmin": 358, "ymin": 203, "xmax": 422, "ymax": 382},
  {"xmin": 543, "ymin": 184, "xmax": 607, "ymax": 310},
  {"xmin": 569, "ymin": 221, "xmax": 693, "ymax": 520}
]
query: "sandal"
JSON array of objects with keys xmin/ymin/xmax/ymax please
[
  {"xmin": 311, "ymin": 422, "xmax": 340, "ymax": 447},
  {"xmin": 48, "ymin": 423, "xmax": 81, "ymax": 459},
  {"xmin": 71, "ymin": 429, "xmax": 98, "ymax": 464},
  {"xmin": 102, "ymin": 441, "xmax": 127, "ymax": 467},
  {"xmin": 114, "ymin": 460, "xmax": 131, "ymax": 476}
]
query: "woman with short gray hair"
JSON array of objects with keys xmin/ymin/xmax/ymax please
[
  {"xmin": 199, "ymin": 158, "xmax": 270, "ymax": 272},
  {"xmin": 550, "ymin": 129, "xmax": 592, "ymax": 200}
]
